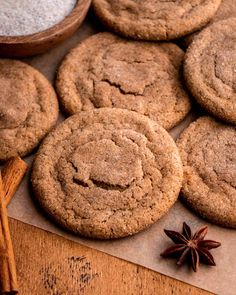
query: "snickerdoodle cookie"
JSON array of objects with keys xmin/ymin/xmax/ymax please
[
  {"xmin": 93, "ymin": 0, "xmax": 221, "ymax": 40},
  {"xmin": 32, "ymin": 108, "xmax": 183, "ymax": 239},
  {"xmin": 184, "ymin": 18, "xmax": 236, "ymax": 125},
  {"xmin": 181, "ymin": 0, "xmax": 236, "ymax": 48},
  {"xmin": 177, "ymin": 117, "xmax": 236, "ymax": 228},
  {"xmin": 56, "ymin": 32, "xmax": 191, "ymax": 130},
  {"xmin": 0, "ymin": 59, "xmax": 59, "ymax": 161}
]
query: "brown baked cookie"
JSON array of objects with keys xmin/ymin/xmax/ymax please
[
  {"xmin": 32, "ymin": 108, "xmax": 183, "ymax": 239},
  {"xmin": 0, "ymin": 59, "xmax": 59, "ymax": 161},
  {"xmin": 92, "ymin": 0, "xmax": 222, "ymax": 40},
  {"xmin": 177, "ymin": 116, "xmax": 236, "ymax": 228},
  {"xmin": 184, "ymin": 18, "xmax": 236, "ymax": 125},
  {"xmin": 181, "ymin": 0, "xmax": 236, "ymax": 48},
  {"xmin": 56, "ymin": 33, "xmax": 191, "ymax": 130}
]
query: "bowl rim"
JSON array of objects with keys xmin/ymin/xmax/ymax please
[{"xmin": 0, "ymin": 0, "xmax": 91, "ymax": 44}]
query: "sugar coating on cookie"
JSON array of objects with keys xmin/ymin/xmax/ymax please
[
  {"xmin": 32, "ymin": 108, "xmax": 183, "ymax": 239},
  {"xmin": 177, "ymin": 117, "xmax": 236, "ymax": 228},
  {"xmin": 181, "ymin": 0, "xmax": 236, "ymax": 48},
  {"xmin": 56, "ymin": 32, "xmax": 191, "ymax": 130},
  {"xmin": 93, "ymin": 0, "xmax": 222, "ymax": 40},
  {"xmin": 184, "ymin": 18, "xmax": 236, "ymax": 124},
  {"xmin": 0, "ymin": 59, "xmax": 59, "ymax": 161}
]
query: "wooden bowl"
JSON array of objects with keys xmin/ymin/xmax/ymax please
[{"xmin": 0, "ymin": 0, "xmax": 91, "ymax": 58}]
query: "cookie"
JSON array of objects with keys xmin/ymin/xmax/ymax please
[
  {"xmin": 32, "ymin": 108, "xmax": 183, "ymax": 239},
  {"xmin": 0, "ymin": 59, "xmax": 59, "ymax": 161},
  {"xmin": 177, "ymin": 117, "xmax": 236, "ymax": 228},
  {"xmin": 184, "ymin": 18, "xmax": 236, "ymax": 125},
  {"xmin": 56, "ymin": 32, "xmax": 191, "ymax": 130},
  {"xmin": 181, "ymin": 0, "xmax": 236, "ymax": 48},
  {"xmin": 92, "ymin": 0, "xmax": 222, "ymax": 40}
]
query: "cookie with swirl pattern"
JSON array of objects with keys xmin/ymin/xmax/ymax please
[
  {"xmin": 184, "ymin": 18, "xmax": 236, "ymax": 124},
  {"xmin": 0, "ymin": 59, "xmax": 59, "ymax": 161},
  {"xmin": 32, "ymin": 108, "xmax": 183, "ymax": 239},
  {"xmin": 56, "ymin": 32, "xmax": 191, "ymax": 130},
  {"xmin": 177, "ymin": 116, "xmax": 236, "ymax": 228}
]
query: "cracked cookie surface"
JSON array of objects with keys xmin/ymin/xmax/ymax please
[
  {"xmin": 92, "ymin": 0, "xmax": 221, "ymax": 40},
  {"xmin": 56, "ymin": 32, "xmax": 191, "ymax": 130},
  {"xmin": 32, "ymin": 108, "xmax": 183, "ymax": 239},
  {"xmin": 0, "ymin": 59, "xmax": 59, "ymax": 161},
  {"xmin": 184, "ymin": 18, "xmax": 236, "ymax": 124},
  {"xmin": 177, "ymin": 117, "xmax": 236, "ymax": 228}
]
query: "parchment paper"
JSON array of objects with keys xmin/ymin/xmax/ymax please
[{"xmin": 5, "ymin": 15, "xmax": 236, "ymax": 295}]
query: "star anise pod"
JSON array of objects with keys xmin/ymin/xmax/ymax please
[{"xmin": 160, "ymin": 222, "xmax": 221, "ymax": 272}]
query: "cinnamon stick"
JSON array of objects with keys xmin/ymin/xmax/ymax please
[
  {"xmin": 0, "ymin": 172, "xmax": 18, "ymax": 294},
  {"xmin": 0, "ymin": 157, "xmax": 27, "ymax": 294},
  {"xmin": 1, "ymin": 157, "xmax": 28, "ymax": 206}
]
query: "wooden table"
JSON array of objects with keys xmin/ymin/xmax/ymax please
[{"xmin": 9, "ymin": 218, "xmax": 212, "ymax": 295}]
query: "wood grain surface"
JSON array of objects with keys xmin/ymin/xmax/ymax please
[{"xmin": 9, "ymin": 218, "xmax": 213, "ymax": 295}]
